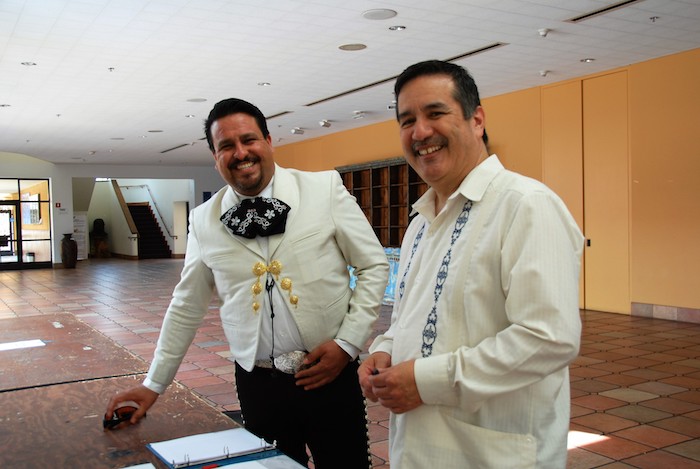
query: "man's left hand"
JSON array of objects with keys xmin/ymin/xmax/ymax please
[
  {"xmin": 369, "ymin": 359, "xmax": 422, "ymax": 414},
  {"xmin": 294, "ymin": 340, "xmax": 350, "ymax": 390}
]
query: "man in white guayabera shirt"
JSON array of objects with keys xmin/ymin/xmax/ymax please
[{"xmin": 359, "ymin": 60, "xmax": 584, "ymax": 469}]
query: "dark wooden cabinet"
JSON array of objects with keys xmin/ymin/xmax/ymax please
[{"xmin": 337, "ymin": 158, "xmax": 428, "ymax": 247}]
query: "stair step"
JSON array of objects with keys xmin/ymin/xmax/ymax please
[{"xmin": 128, "ymin": 204, "xmax": 172, "ymax": 259}]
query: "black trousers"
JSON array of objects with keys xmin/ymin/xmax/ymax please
[{"xmin": 234, "ymin": 360, "xmax": 371, "ymax": 469}]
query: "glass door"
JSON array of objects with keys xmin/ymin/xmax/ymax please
[
  {"xmin": 0, "ymin": 178, "xmax": 52, "ymax": 270},
  {"xmin": 0, "ymin": 202, "xmax": 18, "ymax": 263}
]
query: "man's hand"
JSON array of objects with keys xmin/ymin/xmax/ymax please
[
  {"xmin": 364, "ymin": 358, "xmax": 422, "ymax": 414},
  {"xmin": 358, "ymin": 351, "xmax": 392, "ymax": 401},
  {"xmin": 294, "ymin": 340, "xmax": 350, "ymax": 390},
  {"xmin": 105, "ymin": 385, "xmax": 159, "ymax": 425}
]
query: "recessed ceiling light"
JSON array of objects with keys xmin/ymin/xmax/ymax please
[
  {"xmin": 0, "ymin": 104, "xmax": 10, "ymax": 107},
  {"xmin": 290, "ymin": 127, "xmax": 304, "ymax": 135},
  {"xmin": 185, "ymin": 114, "xmax": 195, "ymax": 118},
  {"xmin": 389, "ymin": 25, "xmax": 406, "ymax": 31},
  {"xmin": 21, "ymin": 61, "xmax": 37, "ymax": 66},
  {"xmin": 339, "ymin": 43, "xmax": 367, "ymax": 51},
  {"xmin": 319, "ymin": 120, "xmax": 331, "ymax": 128},
  {"xmin": 580, "ymin": 58, "xmax": 595, "ymax": 63},
  {"xmin": 110, "ymin": 137, "xmax": 125, "ymax": 140},
  {"xmin": 187, "ymin": 98, "xmax": 207, "ymax": 102},
  {"xmin": 362, "ymin": 9, "xmax": 397, "ymax": 20},
  {"xmin": 258, "ymin": 82, "xmax": 271, "ymax": 86},
  {"xmin": 148, "ymin": 130, "xmax": 164, "ymax": 133}
]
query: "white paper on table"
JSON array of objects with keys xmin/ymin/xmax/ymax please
[{"xmin": 147, "ymin": 427, "xmax": 273, "ymax": 468}]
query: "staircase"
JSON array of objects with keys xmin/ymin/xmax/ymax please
[{"xmin": 127, "ymin": 203, "xmax": 172, "ymax": 259}]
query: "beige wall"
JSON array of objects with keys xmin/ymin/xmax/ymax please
[{"xmin": 274, "ymin": 48, "xmax": 700, "ymax": 313}]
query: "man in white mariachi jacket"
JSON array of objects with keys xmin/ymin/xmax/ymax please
[
  {"xmin": 106, "ymin": 98, "xmax": 389, "ymax": 469},
  {"xmin": 359, "ymin": 61, "xmax": 584, "ymax": 469}
]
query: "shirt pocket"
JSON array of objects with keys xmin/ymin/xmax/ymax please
[{"xmin": 403, "ymin": 407, "xmax": 537, "ymax": 469}]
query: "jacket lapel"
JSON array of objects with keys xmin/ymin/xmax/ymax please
[{"xmin": 270, "ymin": 165, "xmax": 299, "ymax": 257}]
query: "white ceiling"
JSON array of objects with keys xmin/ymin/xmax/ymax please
[{"xmin": 1, "ymin": 0, "xmax": 699, "ymax": 166}]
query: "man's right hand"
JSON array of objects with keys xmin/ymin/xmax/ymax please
[
  {"xmin": 358, "ymin": 351, "xmax": 391, "ymax": 402},
  {"xmin": 105, "ymin": 385, "xmax": 159, "ymax": 425}
]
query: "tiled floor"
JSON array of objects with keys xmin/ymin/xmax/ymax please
[{"xmin": 1, "ymin": 258, "xmax": 699, "ymax": 468}]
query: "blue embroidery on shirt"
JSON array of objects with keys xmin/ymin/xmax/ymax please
[
  {"xmin": 398, "ymin": 223, "xmax": 425, "ymax": 301},
  {"xmin": 421, "ymin": 201, "xmax": 473, "ymax": 357}
]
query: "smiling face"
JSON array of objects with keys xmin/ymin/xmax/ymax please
[
  {"xmin": 397, "ymin": 74, "xmax": 488, "ymax": 204},
  {"xmin": 210, "ymin": 112, "xmax": 275, "ymax": 196}
]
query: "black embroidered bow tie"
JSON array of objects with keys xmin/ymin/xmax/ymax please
[{"xmin": 221, "ymin": 197, "xmax": 290, "ymax": 239}]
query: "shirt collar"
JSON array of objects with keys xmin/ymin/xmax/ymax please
[
  {"xmin": 453, "ymin": 154, "xmax": 503, "ymax": 203},
  {"xmin": 411, "ymin": 154, "xmax": 503, "ymax": 219}
]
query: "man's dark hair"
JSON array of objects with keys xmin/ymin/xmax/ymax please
[
  {"xmin": 204, "ymin": 98, "xmax": 270, "ymax": 152},
  {"xmin": 394, "ymin": 60, "xmax": 488, "ymax": 145}
]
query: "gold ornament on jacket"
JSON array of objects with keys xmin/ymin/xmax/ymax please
[{"xmin": 251, "ymin": 260, "xmax": 298, "ymax": 314}]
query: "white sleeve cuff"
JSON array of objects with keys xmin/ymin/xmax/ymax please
[
  {"xmin": 143, "ymin": 377, "xmax": 167, "ymax": 395},
  {"xmin": 334, "ymin": 338, "xmax": 361, "ymax": 361}
]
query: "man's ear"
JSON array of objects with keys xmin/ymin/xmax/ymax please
[{"xmin": 472, "ymin": 106, "xmax": 486, "ymax": 134}]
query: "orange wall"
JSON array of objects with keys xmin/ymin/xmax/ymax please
[
  {"xmin": 274, "ymin": 120, "xmax": 402, "ymax": 170},
  {"xmin": 274, "ymin": 48, "xmax": 700, "ymax": 311},
  {"xmin": 482, "ymin": 87, "xmax": 543, "ymax": 181},
  {"xmin": 628, "ymin": 48, "xmax": 700, "ymax": 309}
]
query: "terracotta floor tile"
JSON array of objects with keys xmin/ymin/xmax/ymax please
[
  {"xmin": 630, "ymin": 381, "xmax": 688, "ymax": 396},
  {"xmin": 673, "ymin": 391, "xmax": 700, "ymax": 405},
  {"xmin": 607, "ymin": 404, "xmax": 672, "ymax": 424},
  {"xmin": 565, "ymin": 447, "xmax": 614, "ymax": 469},
  {"xmin": 652, "ymin": 416, "xmax": 700, "ymax": 438},
  {"xmin": 623, "ymin": 368, "xmax": 675, "ymax": 381},
  {"xmin": 640, "ymin": 397, "xmax": 700, "ymax": 415},
  {"xmin": 571, "ymin": 367, "xmax": 614, "ymax": 379},
  {"xmin": 178, "ymin": 375, "xmax": 227, "ymax": 388},
  {"xmin": 571, "ymin": 404, "xmax": 596, "ymax": 418},
  {"xmin": 572, "ymin": 395, "xmax": 628, "ymax": 412},
  {"xmin": 596, "ymin": 373, "xmax": 648, "ymax": 387},
  {"xmin": 581, "ymin": 434, "xmax": 653, "ymax": 460},
  {"xmin": 600, "ymin": 387, "xmax": 658, "ymax": 403},
  {"xmin": 572, "ymin": 413, "xmax": 638, "ymax": 433},
  {"xmin": 571, "ymin": 379, "xmax": 620, "ymax": 394},
  {"xmin": 623, "ymin": 449, "xmax": 700, "ymax": 468},
  {"xmin": 613, "ymin": 424, "xmax": 692, "ymax": 448},
  {"xmin": 665, "ymin": 438, "xmax": 700, "ymax": 462},
  {"xmin": 589, "ymin": 362, "xmax": 637, "ymax": 373},
  {"xmin": 660, "ymin": 376, "xmax": 700, "ymax": 390}
]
